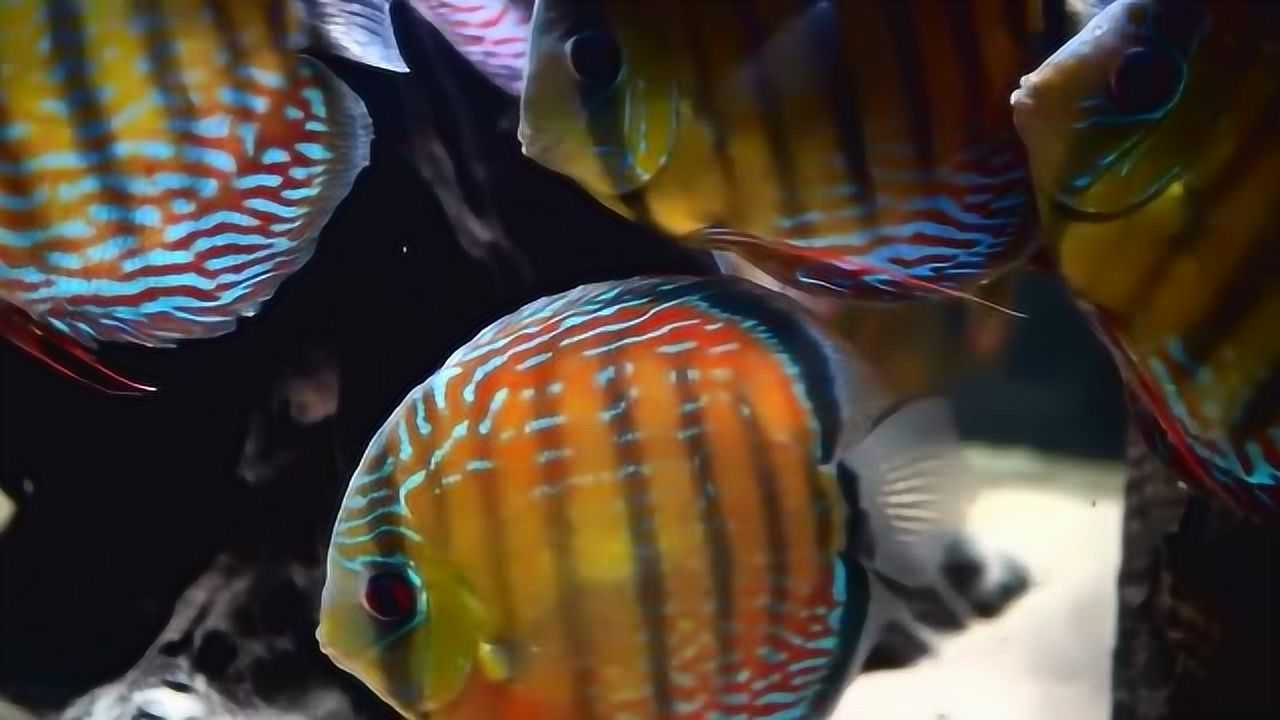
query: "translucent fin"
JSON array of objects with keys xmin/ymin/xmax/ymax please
[
  {"xmin": 308, "ymin": 0, "xmax": 409, "ymax": 72},
  {"xmin": 285, "ymin": 57, "xmax": 375, "ymax": 247},
  {"xmin": 841, "ymin": 397, "xmax": 976, "ymax": 589},
  {"xmin": 0, "ymin": 303, "xmax": 156, "ymax": 396}
]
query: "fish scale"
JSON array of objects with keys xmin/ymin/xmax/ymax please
[{"xmin": 318, "ymin": 275, "xmax": 945, "ymax": 719}]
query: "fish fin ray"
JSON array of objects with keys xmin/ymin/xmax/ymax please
[
  {"xmin": 842, "ymin": 396, "xmax": 975, "ymax": 589},
  {"xmin": 308, "ymin": 0, "xmax": 409, "ymax": 72}
]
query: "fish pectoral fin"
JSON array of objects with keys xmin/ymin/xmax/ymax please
[
  {"xmin": 476, "ymin": 641, "xmax": 512, "ymax": 683},
  {"xmin": 841, "ymin": 396, "xmax": 974, "ymax": 590},
  {"xmin": 308, "ymin": 0, "xmax": 409, "ymax": 73},
  {"xmin": 0, "ymin": 304, "xmax": 156, "ymax": 396}
]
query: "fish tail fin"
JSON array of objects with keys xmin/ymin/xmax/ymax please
[
  {"xmin": 841, "ymin": 396, "xmax": 977, "ymax": 590},
  {"xmin": 308, "ymin": 0, "xmax": 409, "ymax": 72},
  {"xmin": 0, "ymin": 303, "xmax": 156, "ymax": 396}
]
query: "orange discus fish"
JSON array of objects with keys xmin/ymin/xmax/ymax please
[{"xmin": 318, "ymin": 275, "xmax": 971, "ymax": 719}]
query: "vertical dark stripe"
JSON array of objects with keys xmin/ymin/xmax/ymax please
[
  {"xmin": 475, "ymin": 398, "xmax": 515, "ymax": 661},
  {"xmin": 805, "ymin": 462, "xmax": 834, "ymax": 562},
  {"xmin": 470, "ymin": 396, "xmax": 507, "ymax": 720},
  {"xmin": 1143, "ymin": 81, "xmax": 1280, "ymax": 369},
  {"xmin": 733, "ymin": 0, "xmax": 808, "ymax": 233},
  {"xmin": 678, "ymin": 2, "xmax": 741, "ymax": 225},
  {"xmin": 699, "ymin": 278, "xmax": 843, "ymax": 462},
  {"xmin": 671, "ymin": 365, "xmax": 736, "ymax": 704},
  {"xmin": 0, "ymin": 97, "xmax": 39, "ymax": 234},
  {"xmin": 44, "ymin": 0, "xmax": 139, "ymax": 242},
  {"xmin": 570, "ymin": 3, "xmax": 652, "ymax": 223},
  {"xmin": 880, "ymin": 1, "xmax": 936, "ymax": 171},
  {"xmin": 600, "ymin": 348, "xmax": 673, "ymax": 718},
  {"xmin": 206, "ymin": 0, "xmax": 258, "ymax": 127},
  {"xmin": 736, "ymin": 390, "xmax": 789, "ymax": 675},
  {"xmin": 367, "ymin": 456, "xmax": 411, "ymax": 692},
  {"xmin": 133, "ymin": 0, "xmax": 195, "ymax": 139},
  {"xmin": 1001, "ymin": 0, "xmax": 1032, "ymax": 64},
  {"xmin": 939, "ymin": 1, "xmax": 990, "ymax": 147},
  {"xmin": 808, "ymin": 1, "xmax": 878, "ymax": 219},
  {"xmin": 534, "ymin": 358, "xmax": 597, "ymax": 720},
  {"xmin": 805, "ymin": 469, "xmax": 871, "ymax": 717}
]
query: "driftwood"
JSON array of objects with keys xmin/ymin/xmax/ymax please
[{"xmin": 1112, "ymin": 428, "xmax": 1277, "ymax": 719}]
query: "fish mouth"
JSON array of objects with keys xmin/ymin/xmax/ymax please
[{"xmin": 1009, "ymin": 74, "xmax": 1036, "ymax": 112}]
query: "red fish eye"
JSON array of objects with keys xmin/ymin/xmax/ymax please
[
  {"xmin": 362, "ymin": 571, "xmax": 417, "ymax": 622},
  {"xmin": 1108, "ymin": 46, "xmax": 1183, "ymax": 116},
  {"xmin": 565, "ymin": 30, "xmax": 622, "ymax": 97}
]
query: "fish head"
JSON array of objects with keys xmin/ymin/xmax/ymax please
[
  {"xmin": 318, "ymin": 452, "xmax": 493, "ymax": 717},
  {"xmin": 1011, "ymin": 0, "xmax": 1211, "ymax": 220},
  {"xmin": 518, "ymin": 0, "xmax": 681, "ymax": 204}
]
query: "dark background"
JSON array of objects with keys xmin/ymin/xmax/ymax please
[{"xmin": 0, "ymin": 7, "xmax": 1126, "ymax": 711}]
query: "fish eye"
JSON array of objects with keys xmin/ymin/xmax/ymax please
[
  {"xmin": 362, "ymin": 570, "xmax": 417, "ymax": 623},
  {"xmin": 1107, "ymin": 45, "xmax": 1183, "ymax": 116},
  {"xmin": 565, "ymin": 29, "xmax": 623, "ymax": 97}
]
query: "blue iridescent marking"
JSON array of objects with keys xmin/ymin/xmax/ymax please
[
  {"xmin": 238, "ymin": 65, "xmax": 285, "ymax": 89},
  {"xmin": 478, "ymin": 387, "xmax": 509, "ymax": 434},
  {"xmin": 164, "ymin": 211, "xmax": 261, "ymax": 242},
  {"xmin": 525, "ymin": 415, "xmax": 565, "ymax": 433},
  {"xmin": 244, "ymin": 198, "xmax": 305, "ymax": 218},
  {"xmin": 260, "ymin": 147, "xmax": 290, "ymax": 164},
  {"xmin": 234, "ymin": 174, "xmax": 283, "ymax": 189},
  {"xmin": 295, "ymin": 142, "xmax": 332, "ymax": 161},
  {"xmin": 516, "ymin": 351, "xmax": 552, "ymax": 370},
  {"xmin": 301, "ymin": 87, "xmax": 327, "ymax": 118},
  {"xmin": 217, "ymin": 87, "xmax": 269, "ymax": 114},
  {"xmin": 397, "ymin": 418, "xmax": 412, "ymax": 460}
]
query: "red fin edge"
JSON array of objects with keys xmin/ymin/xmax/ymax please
[{"xmin": 0, "ymin": 304, "xmax": 157, "ymax": 396}]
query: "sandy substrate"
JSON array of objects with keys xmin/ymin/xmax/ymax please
[{"xmin": 835, "ymin": 446, "xmax": 1126, "ymax": 720}]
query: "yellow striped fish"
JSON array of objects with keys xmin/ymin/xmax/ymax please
[
  {"xmin": 0, "ymin": 0, "xmax": 405, "ymax": 393},
  {"xmin": 1012, "ymin": 0, "xmax": 1280, "ymax": 519},
  {"xmin": 318, "ymin": 275, "xmax": 970, "ymax": 719},
  {"xmin": 518, "ymin": 0, "xmax": 1091, "ymax": 302}
]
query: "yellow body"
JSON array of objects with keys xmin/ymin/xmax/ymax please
[
  {"xmin": 519, "ymin": 0, "xmax": 1077, "ymax": 300},
  {"xmin": 1013, "ymin": 0, "xmax": 1280, "ymax": 512}
]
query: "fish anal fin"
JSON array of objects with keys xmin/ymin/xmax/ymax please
[
  {"xmin": 692, "ymin": 225, "xmax": 1027, "ymax": 317},
  {"xmin": 0, "ymin": 304, "xmax": 156, "ymax": 396}
]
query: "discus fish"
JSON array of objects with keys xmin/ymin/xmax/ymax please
[
  {"xmin": 318, "ymin": 275, "xmax": 972, "ymax": 719},
  {"xmin": 0, "ymin": 0, "xmax": 406, "ymax": 394},
  {"xmin": 1011, "ymin": 0, "xmax": 1280, "ymax": 518},
  {"xmin": 518, "ymin": 0, "xmax": 1089, "ymax": 301},
  {"xmin": 405, "ymin": 0, "xmax": 533, "ymax": 95}
]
